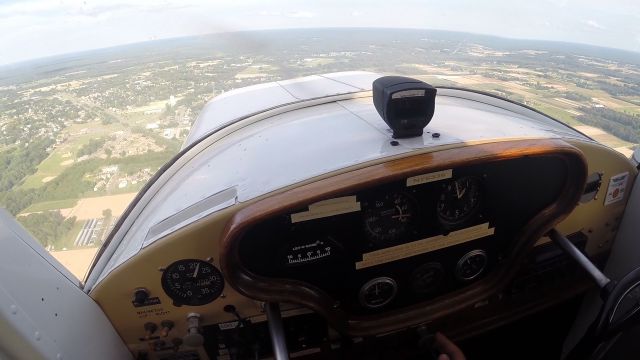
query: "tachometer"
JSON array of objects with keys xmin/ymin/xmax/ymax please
[
  {"xmin": 437, "ymin": 176, "xmax": 481, "ymax": 226},
  {"xmin": 362, "ymin": 191, "xmax": 414, "ymax": 244},
  {"xmin": 161, "ymin": 259, "xmax": 224, "ymax": 306}
]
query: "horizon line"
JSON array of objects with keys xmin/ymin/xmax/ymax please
[{"xmin": 2, "ymin": 27, "xmax": 639, "ymax": 68}]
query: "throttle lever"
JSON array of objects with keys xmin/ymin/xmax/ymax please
[{"xmin": 548, "ymin": 229, "xmax": 611, "ymax": 295}]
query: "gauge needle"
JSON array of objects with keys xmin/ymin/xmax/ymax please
[
  {"xmin": 192, "ymin": 263, "xmax": 200, "ymax": 278},
  {"xmin": 391, "ymin": 205, "xmax": 409, "ymax": 219},
  {"xmin": 455, "ymin": 181, "xmax": 467, "ymax": 199}
]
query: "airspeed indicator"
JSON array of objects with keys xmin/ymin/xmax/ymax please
[{"xmin": 161, "ymin": 259, "xmax": 224, "ymax": 306}]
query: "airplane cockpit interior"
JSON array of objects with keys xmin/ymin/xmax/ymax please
[{"xmin": 1, "ymin": 69, "xmax": 640, "ymax": 360}]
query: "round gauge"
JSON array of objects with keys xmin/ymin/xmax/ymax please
[
  {"xmin": 455, "ymin": 250, "xmax": 488, "ymax": 281},
  {"xmin": 437, "ymin": 176, "xmax": 481, "ymax": 226},
  {"xmin": 161, "ymin": 259, "xmax": 224, "ymax": 306},
  {"xmin": 358, "ymin": 277, "xmax": 398, "ymax": 309},
  {"xmin": 411, "ymin": 262, "xmax": 445, "ymax": 294},
  {"xmin": 281, "ymin": 236, "xmax": 341, "ymax": 267},
  {"xmin": 362, "ymin": 191, "xmax": 414, "ymax": 244}
]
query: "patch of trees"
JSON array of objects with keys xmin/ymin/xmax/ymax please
[
  {"xmin": 594, "ymin": 80, "xmax": 640, "ymax": 97},
  {"xmin": 131, "ymin": 126, "xmax": 181, "ymax": 153},
  {"xmin": 0, "ymin": 139, "xmax": 53, "ymax": 192},
  {"xmin": 163, "ymin": 103, "xmax": 176, "ymax": 118},
  {"xmin": 0, "ymin": 149, "xmax": 177, "ymax": 215},
  {"xmin": 0, "ymin": 188, "xmax": 41, "ymax": 215},
  {"xmin": 0, "ymin": 159, "xmax": 100, "ymax": 215},
  {"xmin": 17, "ymin": 211, "xmax": 76, "ymax": 248},
  {"xmin": 577, "ymin": 107, "xmax": 640, "ymax": 143},
  {"xmin": 39, "ymin": 159, "xmax": 101, "ymax": 201},
  {"xmin": 101, "ymin": 114, "xmax": 116, "ymax": 125},
  {"xmin": 531, "ymin": 81, "xmax": 552, "ymax": 91},
  {"xmin": 574, "ymin": 79, "xmax": 595, "ymax": 90},
  {"xmin": 564, "ymin": 92, "xmax": 590, "ymax": 102},
  {"xmin": 76, "ymin": 138, "xmax": 106, "ymax": 157},
  {"xmin": 116, "ymin": 150, "xmax": 173, "ymax": 175}
]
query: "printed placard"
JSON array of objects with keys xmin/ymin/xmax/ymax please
[
  {"xmin": 291, "ymin": 196, "xmax": 361, "ymax": 223},
  {"xmin": 406, "ymin": 169, "xmax": 452, "ymax": 187},
  {"xmin": 604, "ymin": 172, "xmax": 629, "ymax": 206},
  {"xmin": 132, "ymin": 296, "xmax": 161, "ymax": 308},
  {"xmin": 355, "ymin": 223, "xmax": 494, "ymax": 269}
]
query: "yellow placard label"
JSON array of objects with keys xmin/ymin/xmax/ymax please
[
  {"xmin": 534, "ymin": 236, "xmax": 551, "ymax": 247},
  {"xmin": 406, "ymin": 169, "xmax": 452, "ymax": 187},
  {"xmin": 291, "ymin": 196, "xmax": 361, "ymax": 223},
  {"xmin": 356, "ymin": 223, "xmax": 494, "ymax": 269}
]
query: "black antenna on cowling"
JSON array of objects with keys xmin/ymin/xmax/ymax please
[{"xmin": 372, "ymin": 76, "xmax": 437, "ymax": 139}]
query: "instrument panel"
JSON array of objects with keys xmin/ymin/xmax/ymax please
[
  {"xmin": 236, "ymin": 155, "xmax": 570, "ymax": 314},
  {"xmin": 91, "ymin": 138, "xmax": 640, "ymax": 360},
  {"xmin": 85, "ymin": 124, "xmax": 640, "ymax": 360}
]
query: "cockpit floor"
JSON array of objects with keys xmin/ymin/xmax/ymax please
[{"xmin": 459, "ymin": 296, "xmax": 583, "ymax": 360}]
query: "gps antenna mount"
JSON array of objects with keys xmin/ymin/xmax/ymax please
[{"xmin": 373, "ymin": 76, "xmax": 437, "ymax": 139}]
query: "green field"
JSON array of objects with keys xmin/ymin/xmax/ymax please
[
  {"xmin": 618, "ymin": 107, "xmax": 640, "ymax": 116},
  {"xmin": 589, "ymin": 132, "xmax": 635, "ymax": 149},
  {"xmin": 23, "ymin": 198, "xmax": 78, "ymax": 213},
  {"xmin": 527, "ymin": 102, "xmax": 581, "ymax": 126},
  {"xmin": 20, "ymin": 151, "xmax": 69, "ymax": 189},
  {"xmin": 120, "ymin": 111, "xmax": 158, "ymax": 126},
  {"xmin": 20, "ymin": 121, "xmax": 127, "ymax": 190}
]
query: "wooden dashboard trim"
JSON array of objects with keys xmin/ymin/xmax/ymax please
[{"xmin": 220, "ymin": 139, "xmax": 588, "ymax": 336}]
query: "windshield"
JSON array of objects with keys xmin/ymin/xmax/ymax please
[{"xmin": 1, "ymin": 1, "xmax": 638, "ymax": 281}]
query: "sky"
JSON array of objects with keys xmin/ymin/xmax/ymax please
[{"xmin": 0, "ymin": 0, "xmax": 639, "ymax": 65}]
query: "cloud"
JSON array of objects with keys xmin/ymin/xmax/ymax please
[
  {"xmin": 583, "ymin": 19, "xmax": 606, "ymax": 30},
  {"xmin": 0, "ymin": 0, "xmax": 60, "ymax": 16},
  {"xmin": 286, "ymin": 11, "xmax": 314, "ymax": 18},
  {"xmin": 352, "ymin": 11, "xmax": 363, "ymax": 17},
  {"xmin": 259, "ymin": 10, "xmax": 281, "ymax": 16},
  {"xmin": 0, "ymin": 0, "xmax": 199, "ymax": 18},
  {"xmin": 544, "ymin": 0, "xmax": 569, "ymax": 7}
]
